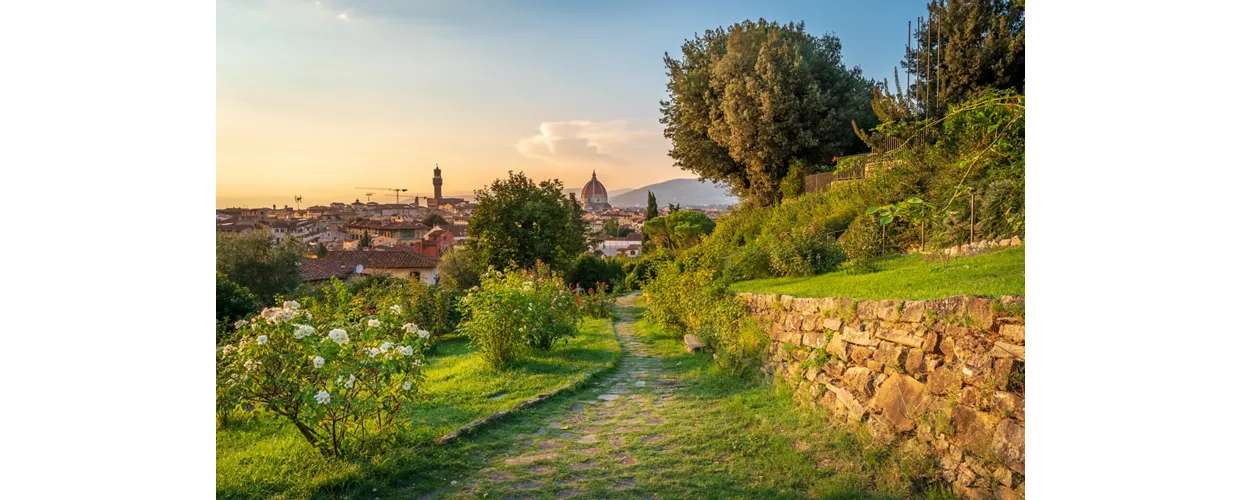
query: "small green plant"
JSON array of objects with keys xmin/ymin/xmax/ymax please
[{"xmin": 458, "ymin": 262, "xmax": 583, "ymax": 368}]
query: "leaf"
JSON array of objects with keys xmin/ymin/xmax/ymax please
[
  {"xmin": 879, "ymin": 216, "xmax": 893, "ymax": 225},
  {"xmin": 865, "ymin": 207, "xmax": 879, "ymax": 215}
]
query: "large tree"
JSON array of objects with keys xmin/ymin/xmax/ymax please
[
  {"xmin": 904, "ymin": 0, "xmax": 1025, "ymax": 115},
  {"xmin": 216, "ymin": 229, "xmax": 303, "ymax": 305},
  {"xmin": 643, "ymin": 210, "xmax": 716, "ymax": 251},
  {"xmin": 661, "ymin": 19, "xmax": 876, "ymax": 207},
  {"xmin": 468, "ymin": 171, "xmax": 588, "ymax": 270}
]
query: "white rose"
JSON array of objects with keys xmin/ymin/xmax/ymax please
[
  {"xmin": 368, "ymin": 319, "xmax": 381, "ymax": 328},
  {"xmin": 402, "ymin": 381, "xmax": 412, "ymax": 391},
  {"xmin": 315, "ymin": 390, "xmax": 331, "ymax": 404},
  {"xmin": 397, "ymin": 345, "xmax": 413, "ymax": 356},
  {"xmin": 256, "ymin": 335, "xmax": 268, "ymax": 345},
  {"xmin": 390, "ymin": 304, "xmax": 402, "ymax": 314},
  {"xmin": 293, "ymin": 324, "xmax": 315, "ymax": 339},
  {"xmin": 344, "ymin": 373, "xmax": 356, "ymax": 389},
  {"xmin": 312, "ymin": 356, "xmax": 324, "ymax": 368},
  {"xmin": 327, "ymin": 329, "xmax": 349, "ymax": 345},
  {"xmin": 379, "ymin": 341, "xmax": 393, "ymax": 353},
  {"xmin": 284, "ymin": 300, "xmax": 301, "ymax": 310},
  {"xmin": 234, "ymin": 319, "xmax": 248, "ymax": 329}
]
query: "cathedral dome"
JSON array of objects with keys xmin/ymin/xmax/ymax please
[{"xmin": 580, "ymin": 171, "xmax": 610, "ymax": 210}]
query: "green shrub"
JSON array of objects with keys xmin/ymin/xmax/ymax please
[
  {"xmin": 217, "ymin": 272, "xmax": 259, "ymax": 343},
  {"xmin": 841, "ymin": 212, "xmax": 882, "ymax": 272},
  {"xmin": 458, "ymin": 262, "xmax": 582, "ymax": 368},
  {"xmin": 217, "ymin": 300, "xmax": 432, "ymax": 456},
  {"xmin": 766, "ymin": 225, "xmax": 847, "ymax": 277},
  {"xmin": 623, "ymin": 249, "xmax": 675, "ymax": 290},
  {"xmin": 576, "ymin": 288, "xmax": 617, "ymax": 319},
  {"xmin": 564, "ymin": 253, "xmax": 626, "ymax": 292}
]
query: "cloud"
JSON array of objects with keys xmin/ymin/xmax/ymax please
[
  {"xmin": 337, "ymin": 11, "xmax": 348, "ymax": 21},
  {"xmin": 515, "ymin": 120, "xmax": 659, "ymax": 167}
]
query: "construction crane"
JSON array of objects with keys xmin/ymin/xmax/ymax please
[
  {"xmin": 356, "ymin": 187, "xmax": 409, "ymax": 204},
  {"xmin": 294, "ymin": 195, "xmax": 303, "ymax": 210},
  {"xmin": 363, "ymin": 192, "xmax": 375, "ymax": 202}
]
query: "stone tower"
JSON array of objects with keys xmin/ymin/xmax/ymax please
[{"xmin": 432, "ymin": 163, "xmax": 443, "ymax": 204}]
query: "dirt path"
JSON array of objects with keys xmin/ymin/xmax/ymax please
[{"xmin": 432, "ymin": 294, "xmax": 684, "ymax": 498}]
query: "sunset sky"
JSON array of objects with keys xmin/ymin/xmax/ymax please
[{"xmin": 217, "ymin": 0, "xmax": 929, "ymax": 208}]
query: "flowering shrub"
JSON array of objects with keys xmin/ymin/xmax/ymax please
[
  {"xmin": 458, "ymin": 262, "xmax": 582, "ymax": 368},
  {"xmin": 216, "ymin": 299, "xmax": 432, "ymax": 456},
  {"xmin": 576, "ymin": 285, "xmax": 616, "ymax": 319}
]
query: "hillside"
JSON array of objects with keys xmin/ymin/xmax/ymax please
[{"xmin": 608, "ymin": 178, "xmax": 736, "ymax": 207}]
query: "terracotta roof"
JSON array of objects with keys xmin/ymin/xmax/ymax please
[
  {"xmin": 344, "ymin": 220, "xmax": 430, "ymax": 231},
  {"xmin": 322, "ymin": 250, "xmax": 439, "ymax": 269},
  {"xmin": 300, "ymin": 258, "xmax": 357, "ymax": 282}
]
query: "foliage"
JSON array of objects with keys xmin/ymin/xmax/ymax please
[
  {"xmin": 423, "ymin": 213, "xmax": 448, "ymax": 228},
  {"xmin": 468, "ymin": 171, "xmax": 588, "ymax": 271},
  {"xmin": 217, "ymin": 272, "xmax": 259, "ymax": 343},
  {"xmin": 437, "ymin": 243, "xmax": 486, "ymax": 292},
  {"xmin": 766, "ymin": 225, "xmax": 847, "ymax": 277},
  {"xmin": 216, "ymin": 299, "xmax": 432, "ymax": 456},
  {"xmin": 600, "ymin": 218, "xmax": 634, "ymax": 238},
  {"xmin": 622, "ymin": 249, "xmax": 675, "ymax": 290},
  {"xmin": 840, "ymin": 212, "xmax": 883, "ymax": 272},
  {"xmin": 868, "ymin": 197, "xmax": 937, "ymax": 250},
  {"xmin": 731, "ymin": 246, "xmax": 1024, "ymax": 300},
  {"xmin": 660, "ymin": 19, "xmax": 875, "ymax": 207},
  {"xmin": 458, "ymin": 262, "xmax": 583, "ymax": 368},
  {"xmin": 642, "ymin": 210, "xmax": 717, "ymax": 251},
  {"xmin": 645, "ymin": 191, "xmax": 659, "ymax": 220},
  {"xmin": 315, "ymin": 242, "xmax": 328, "ymax": 258},
  {"xmin": 564, "ymin": 253, "xmax": 625, "ymax": 293},
  {"xmin": 216, "ymin": 229, "xmax": 304, "ymax": 305},
  {"xmin": 359, "ymin": 231, "xmax": 372, "ymax": 249},
  {"xmin": 576, "ymin": 287, "xmax": 617, "ymax": 320},
  {"xmin": 906, "ymin": 0, "xmax": 1025, "ymax": 115}
]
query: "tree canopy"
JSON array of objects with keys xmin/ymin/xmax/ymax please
[
  {"xmin": 216, "ymin": 229, "xmax": 303, "ymax": 305},
  {"xmin": 660, "ymin": 19, "xmax": 876, "ymax": 207},
  {"xmin": 643, "ymin": 210, "xmax": 717, "ymax": 251},
  {"xmin": 423, "ymin": 213, "xmax": 448, "ymax": 228},
  {"xmin": 468, "ymin": 171, "xmax": 588, "ymax": 270}
]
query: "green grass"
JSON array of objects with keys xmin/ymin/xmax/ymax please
[
  {"xmin": 731, "ymin": 247, "xmax": 1024, "ymax": 300},
  {"xmin": 216, "ymin": 316, "xmax": 621, "ymax": 499}
]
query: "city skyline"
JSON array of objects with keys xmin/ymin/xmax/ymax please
[{"xmin": 217, "ymin": 0, "xmax": 929, "ymax": 208}]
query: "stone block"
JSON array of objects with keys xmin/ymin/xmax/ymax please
[
  {"xmin": 866, "ymin": 360, "xmax": 884, "ymax": 373},
  {"xmin": 999, "ymin": 238, "xmax": 1011, "ymax": 247},
  {"xmin": 821, "ymin": 381, "xmax": 867, "ymax": 421},
  {"xmin": 950, "ymin": 405, "xmax": 998, "ymax": 457},
  {"xmin": 841, "ymin": 326, "xmax": 878, "ymax": 346},
  {"xmin": 856, "ymin": 300, "xmax": 878, "ymax": 320},
  {"xmin": 825, "ymin": 333, "xmax": 848, "ymax": 359},
  {"xmin": 784, "ymin": 314, "xmax": 803, "ymax": 331},
  {"xmin": 928, "ymin": 296, "xmax": 968, "ymax": 318},
  {"xmin": 988, "ymin": 341, "xmax": 1025, "ymax": 361},
  {"xmin": 874, "ymin": 374, "xmax": 927, "ymax": 432},
  {"xmin": 843, "ymin": 366, "xmax": 877, "ymax": 398},
  {"xmin": 1011, "ymin": 235, "xmax": 1022, "ymax": 246},
  {"xmin": 938, "ymin": 337, "xmax": 956, "ymax": 362},
  {"xmin": 775, "ymin": 329, "xmax": 800, "ymax": 344},
  {"xmin": 778, "ymin": 294, "xmax": 795, "ymax": 310},
  {"xmin": 684, "ymin": 334, "xmax": 706, "ymax": 353},
  {"xmin": 999, "ymin": 324, "xmax": 1025, "ymax": 343},
  {"xmin": 805, "ymin": 365, "xmax": 821, "ymax": 382},
  {"xmin": 965, "ymin": 297, "xmax": 995, "ymax": 331},
  {"xmin": 922, "ymin": 331, "xmax": 940, "ymax": 352},
  {"xmin": 877, "ymin": 329, "xmax": 923, "ymax": 348},
  {"xmin": 905, "ymin": 348, "xmax": 927, "ymax": 374},
  {"xmin": 875, "ymin": 299, "xmax": 904, "ymax": 321},
  {"xmin": 927, "ymin": 366, "xmax": 962, "ymax": 395},
  {"xmin": 825, "ymin": 359, "xmax": 847, "ymax": 378},
  {"xmin": 791, "ymin": 348, "xmax": 808, "ymax": 361},
  {"xmin": 818, "ymin": 297, "xmax": 838, "ymax": 313},
  {"xmin": 802, "ymin": 330, "xmax": 827, "ymax": 349},
  {"xmin": 961, "ymin": 385, "xmax": 984, "ymax": 408},
  {"xmin": 821, "ymin": 316, "xmax": 843, "ymax": 331},
  {"xmin": 901, "ymin": 300, "xmax": 926, "ymax": 323},
  {"xmin": 994, "ymin": 391, "xmax": 1024, "ymax": 420},
  {"xmin": 990, "ymin": 418, "xmax": 1025, "ymax": 475}
]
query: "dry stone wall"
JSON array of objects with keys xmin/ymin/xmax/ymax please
[{"xmin": 735, "ymin": 292, "xmax": 1026, "ymax": 500}]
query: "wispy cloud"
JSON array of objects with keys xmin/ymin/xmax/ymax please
[
  {"xmin": 337, "ymin": 11, "xmax": 349, "ymax": 21},
  {"xmin": 515, "ymin": 120, "xmax": 658, "ymax": 167}
]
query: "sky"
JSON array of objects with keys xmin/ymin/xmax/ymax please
[{"xmin": 217, "ymin": 0, "xmax": 930, "ymax": 208}]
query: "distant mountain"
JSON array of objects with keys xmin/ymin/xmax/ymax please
[{"xmin": 609, "ymin": 178, "xmax": 737, "ymax": 207}]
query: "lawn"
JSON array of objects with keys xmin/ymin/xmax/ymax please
[
  {"xmin": 216, "ymin": 316, "xmax": 622, "ymax": 499},
  {"xmin": 731, "ymin": 246, "xmax": 1024, "ymax": 300}
]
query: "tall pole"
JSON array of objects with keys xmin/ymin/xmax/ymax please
[
  {"xmin": 970, "ymin": 193, "xmax": 976, "ymax": 244},
  {"xmin": 906, "ymin": 20, "xmax": 912, "ymax": 105}
]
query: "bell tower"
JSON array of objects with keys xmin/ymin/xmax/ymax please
[{"xmin": 432, "ymin": 163, "xmax": 443, "ymax": 204}]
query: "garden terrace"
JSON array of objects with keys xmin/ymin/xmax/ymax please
[{"xmin": 730, "ymin": 247, "xmax": 1024, "ymax": 300}]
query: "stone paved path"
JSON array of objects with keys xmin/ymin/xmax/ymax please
[{"xmin": 433, "ymin": 294, "xmax": 682, "ymax": 499}]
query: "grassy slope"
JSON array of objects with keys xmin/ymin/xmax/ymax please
[
  {"xmin": 731, "ymin": 247, "xmax": 1024, "ymax": 300},
  {"xmin": 216, "ymin": 316, "xmax": 621, "ymax": 499}
]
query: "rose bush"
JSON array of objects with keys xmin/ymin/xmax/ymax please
[
  {"xmin": 216, "ymin": 298, "xmax": 432, "ymax": 456},
  {"xmin": 458, "ymin": 262, "xmax": 582, "ymax": 368},
  {"xmin": 576, "ymin": 285, "xmax": 616, "ymax": 319}
]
